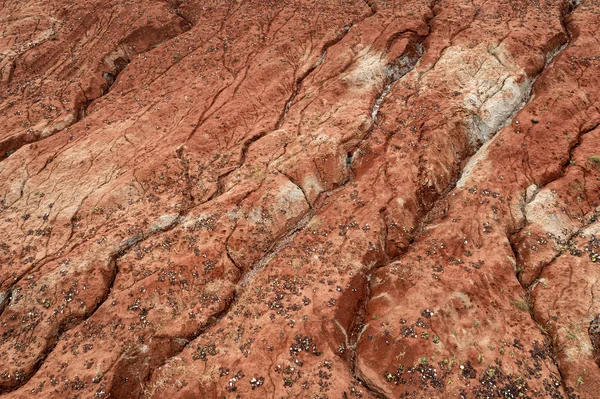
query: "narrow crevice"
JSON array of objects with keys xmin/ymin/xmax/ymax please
[
  {"xmin": 354, "ymin": 373, "xmax": 390, "ymax": 399},
  {"xmin": 370, "ymin": 82, "xmax": 393, "ymax": 122},
  {"xmin": 341, "ymin": 173, "xmax": 456, "ymax": 393},
  {"xmin": 456, "ymin": 1, "xmax": 582, "ymax": 181},
  {"xmin": 100, "ymin": 55, "xmax": 131, "ymax": 96},
  {"xmin": 370, "ymin": 40, "xmax": 424, "ymax": 123},
  {"xmin": 339, "ymin": 34, "xmax": 432, "ymax": 399},
  {"xmin": 193, "ymin": 16, "xmax": 378, "ymax": 205},
  {"xmin": 345, "ymin": 214, "xmax": 391, "ymax": 374},
  {"xmin": 510, "ymin": 123, "xmax": 600, "ymax": 286},
  {"xmin": 183, "ymin": 22, "xmax": 363, "ymax": 205},
  {"xmin": 0, "ymin": 4, "xmax": 193, "ymax": 163},
  {"xmin": 138, "ymin": 208, "xmax": 316, "ymax": 397},
  {"xmin": 0, "ymin": 256, "xmax": 119, "ymax": 395},
  {"xmin": 460, "ymin": 40, "xmax": 568, "ymax": 177},
  {"xmin": 238, "ymin": 209, "xmax": 314, "ymax": 287},
  {"xmin": 211, "ymin": 130, "xmax": 271, "ymax": 198},
  {"xmin": 0, "ymin": 290, "xmax": 12, "ymax": 318},
  {"xmin": 225, "ymin": 245, "xmax": 243, "ymax": 273},
  {"xmin": 275, "ymin": 23, "xmax": 353, "ymax": 129},
  {"xmin": 516, "ymin": 213, "xmax": 598, "ymax": 289},
  {"xmin": 0, "ymin": 215, "xmax": 183, "ymax": 393},
  {"xmin": 368, "ymin": 37, "xmax": 425, "ymax": 129},
  {"xmin": 504, "ymin": 3, "xmax": 595, "ymax": 386},
  {"xmin": 168, "ymin": 1, "xmax": 194, "ymax": 28},
  {"xmin": 362, "ymin": 0, "xmax": 378, "ymax": 15},
  {"xmin": 338, "ymin": 34, "xmax": 428, "ymax": 222},
  {"xmin": 223, "ymin": 220, "xmax": 243, "ymax": 273},
  {"xmin": 505, "ymin": 239, "xmax": 571, "ymax": 396},
  {"xmin": 560, "ymin": 122, "xmax": 600, "ymax": 176},
  {"xmin": 175, "ymin": 145, "xmax": 196, "ymax": 212},
  {"xmin": 136, "ymin": 291, "xmax": 237, "ymax": 398},
  {"xmin": 347, "ymin": 274, "xmax": 371, "ymax": 367},
  {"xmin": 590, "ymin": 315, "xmax": 600, "ymax": 369},
  {"xmin": 68, "ymin": 52, "xmax": 132, "ymax": 126},
  {"xmin": 505, "ymin": 129, "xmax": 599, "ymax": 395}
]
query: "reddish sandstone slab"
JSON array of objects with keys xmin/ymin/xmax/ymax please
[{"xmin": 1, "ymin": 0, "xmax": 599, "ymax": 398}]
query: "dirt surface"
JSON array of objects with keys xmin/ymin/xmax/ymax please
[{"xmin": 1, "ymin": 0, "xmax": 599, "ymax": 398}]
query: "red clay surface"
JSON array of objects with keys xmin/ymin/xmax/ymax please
[{"xmin": 1, "ymin": 0, "xmax": 599, "ymax": 398}]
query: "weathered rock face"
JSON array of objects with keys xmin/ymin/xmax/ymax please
[{"xmin": 1, "ymin": 0, "xmax": 599, "ymax": 398}]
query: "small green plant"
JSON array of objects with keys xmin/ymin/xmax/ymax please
[
  {"xmin": 513, "ymin": 298, "xmax": 529, "ymax": 312},
  {"xmin": 588, "ymin": 155, "xmax": 600, "ymax": 166}
]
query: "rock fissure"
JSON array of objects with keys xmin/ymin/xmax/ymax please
[
  {"xmin": 3, "ymin": 0, "xmax": 600, "ymax": 398},
  {"xmin": 0, "ymin": 2, "xmax": 192, "ymax": 162},
  {"xmin": 0, "ymin": 210, "xmax": 182, "ymax": 393}
]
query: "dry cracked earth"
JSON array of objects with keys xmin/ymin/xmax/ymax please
[{"xmin": 1, "ymin": 0, "xmax": 600, "ymax": 398}]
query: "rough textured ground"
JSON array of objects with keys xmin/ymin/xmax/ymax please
[{"xmin": 1, "ymin": 0, "xmax": 599, "ymax": 398}]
